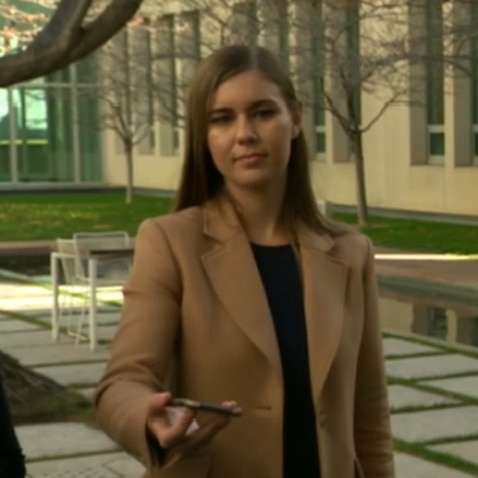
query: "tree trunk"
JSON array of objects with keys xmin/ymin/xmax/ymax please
[
  {"xmin": 352, "ymin": 130, "xmax": 369, "ymax": 228},
  {"xmin": 125, "ymin": 143, "xmax": 134, "ymax": 204}
]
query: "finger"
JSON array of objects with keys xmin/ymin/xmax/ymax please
[
  {"xmin": 146, "ymin": 392, "xmax": 172, "ymax": 429},
  {"xmin": 155, "ymin": 408, "xmax": 196, "ymax": 449},
  {"xmin": 181, "ymin": 415, "xmax": 230, "ymax": 452}
]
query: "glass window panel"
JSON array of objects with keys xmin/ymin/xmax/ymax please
[
  {"xmin": 346, "ymin": 3, "xmax": 361, "ymax": 125},
  {"xmin": 156, "ymin": 15, "xmax": 179, "ymax": 152},
  {"xmin": 177, "ymin": 10, "xmax": 201, "ymax": 62},
  {"xmin": 77, "ymin": 87, "xmax": 102, "ymax": 181},
  {"xmin": 230, "ymin": 2, "xmax": 258, "ymax": 46},
  {"xmin": 77, "ymin": 53, "xmax": 98, "ymax": 85},
  {"xmin": 264, "ymin": 0, "xmax": 289, "ymax": 69},
  {"xmin": 470, "ymin": 4, "xmax": 478, "ymax": 128},
  {"xmin": 425, "ymin": 0, "xmax": 444, "ymax": 126},
  {"xmin": 131, "ymin": 28, "xmax": 155, "ymax": 154},
  {"xmin": 0, "ymin": 88, "xmax": 11, "ymax": 181},
  {"xmin": 13, "ymin": 87, "xmax": 75, "ymax": 181},
  {"xmin": 47, "ymin": 67, "xmax": 71, "ymax": 84},
  {"xmin": 473, "ymin": 132, "xmax": 478, "ymax": 156},
  {"xmin": 316, "ymin": 132, "xmax": 326, "ymax": 155},
  {"xmin": 429, "ymin": 132, "xmax": 444, "ymax": 156}
]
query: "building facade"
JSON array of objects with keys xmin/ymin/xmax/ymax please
[
  {"xmin": 0, "ymin": 61, "xmax": 102, "ymax": 185},
  {"xmin": 2, "ymin": 0, "xmax": 478, "ymax": 217}
]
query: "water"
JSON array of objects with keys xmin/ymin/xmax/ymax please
[
  {"xmin": 2, "ymin": 257, "xmax": 478, "ymax": 350},
  {"xmin": 379, "ymin": 286, "xmax": 478, "ymax": 350}
]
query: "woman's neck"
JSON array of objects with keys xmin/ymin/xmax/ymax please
[{"xmin": 224, "ymin": 184, "xmax": 292, "ymax": 246}]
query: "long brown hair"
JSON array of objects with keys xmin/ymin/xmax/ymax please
[{"xmin": 174, "ymin": 44, "xmax": 350, "ymax": 236}]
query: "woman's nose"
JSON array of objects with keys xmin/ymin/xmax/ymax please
[{"xmin": 236, "ymin": 116, "xmax": 257, "ymax": 143}]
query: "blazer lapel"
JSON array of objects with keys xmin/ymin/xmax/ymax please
[
  {"xmin": 201, "ymin": 200, "xmax": 283, "ymax": 383},
  {"xmin": 298, "ymin": 226, "xmax": 349, "ymax": 403}
]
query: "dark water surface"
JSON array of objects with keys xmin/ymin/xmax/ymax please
[{"xmin": 2, "ymin": 255, "xmax": 478, "ymax": 350}]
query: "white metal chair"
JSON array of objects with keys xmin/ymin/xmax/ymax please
[{"xmin": 55, "ymin": 231, "xmax": 132, "ymax": 348}]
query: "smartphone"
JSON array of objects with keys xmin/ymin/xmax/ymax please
[{"xmin": 170, "ymin": 398, "xmax": 242, "ymax": 417}]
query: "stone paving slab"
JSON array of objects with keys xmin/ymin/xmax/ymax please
[
  {"xmin": 16, "ymin": 423, "xmax": 118, "ymax": 461},
  {"xmin": 1, "ymin": 296, "xmax": 68, "ymax": 311},
  {"xmin": 4, "ymin": 342, "xmax": 110, "ymax": 366},
  {"xmin": 429, "ymin": 440, "xmax": 478, "ymax": 466},
  {"xmin": 26, "ymin": 452, "xmax": 145, "ymax": 478},
  {"xmin": 426, "ymin": 375, "xmax": 478, "ymax": 400},
  {"xmin": 0, "ymin": 292, "xmax": 120, "ymax": 312},
  {"xmin": 33, "ymin": 362, "xmax": 106, "ymax": 387},
  {"xmin": 35, "ymin": 309, "xmax": 120, "ymax": 327},
  {"xmin": 0, "ymin": 319, "xmax": 43, "ymax": 333},
  {"xmin": 0, "ymin": 283, "xmax": 51, "ymax": 297},
  {"xmin": 383, "ymin": 338, "xmax": 442, "ymax": 357},
  {"xmin": 1, "ymin": 309, "xmax": 51, "ymax": 318},
  {"xmin": 0, "ymin": 329, "xmax": 52, "ymax": 348},
  {"xmin": 386, "ymin": 354, "xmax": 478, "ymax": 380},
  {"xmin": 394, "ymin": 451, "xmax": 476, "ymax": 478},
  {"xmin": 97, "ymin": 325, "xmax": 120, "ymax": 342},
  {"xmin": 25, "ymin": 449, "xmax": 476, "ymax": 478},
  {"xmin": 391, "ymin": 406, "xmax": 478, "ymax": 443},
  {"xmin": 388, "ymin": 385, "xmax": 458, "ymax": 410}
]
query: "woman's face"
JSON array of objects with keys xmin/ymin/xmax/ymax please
[{"xmin": 206, "ymin": 70, "xmax": 302, "ymax": 194}]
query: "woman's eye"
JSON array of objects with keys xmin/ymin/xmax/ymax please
[
  {"xmin": 254, "ymin": 109, "xmax": 275, "ymax": 119},
  {"xmin": 209, "ymin": 116, "xmax": 231, "ymax": 125}
]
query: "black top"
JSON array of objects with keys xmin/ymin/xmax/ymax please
[
  {"xmin": 251, "ymin": 243, "xmax": 321, "ymax": 478},
  {"xmin": 0, "ymin": 376, "xmax": 26, "ymax": 478}
]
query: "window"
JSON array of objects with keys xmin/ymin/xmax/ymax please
[
  {"xmin": 345, "ymin": 0, "xmax": 361, "ymax": 156},
  {"xmin": 157, "ymin": 15, "xmax": 180, "ymax": 154},
  {"xmin": 264, "ymin": 0, "xmax": 289, "ymax": 68},
  {"xmin": 0, "ymin": 89, "xmax": 12, "ymax": 181},
  {"xmin": 12, "ymin": 86, "xmax": 75, "ymax": 182},
  {"xmin": 425, "ymin": 0, "xmax": 445, "ymax": 164},
  {"xmin": 230, "ymin": 1, "xmax": 258, "ymax": 46},
  {"xmin": 311, "ymin": 0, "xmax": 326, "ymax": 158},
  {"xmin": 177, "ymin": 10, "xmax": 201, "ymax": 87},
  {"xmin": 0, "ymin": 10, "xmax": 102, "ymax": 184},
  {"xmin": 177, "ymin": 10, "xmax": 201, "ymax": 63},
  {"xmin": 132, "ymin": 26, "xmax": 156, "ymax": 155},
  {"xmin": 471, "ymin": 3, "xmax": 478, "ymax": 166}
]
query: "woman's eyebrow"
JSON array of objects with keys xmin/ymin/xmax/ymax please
[{"xmin": 209, "ymin": 99, "xmax": 277, "ymax": 115}]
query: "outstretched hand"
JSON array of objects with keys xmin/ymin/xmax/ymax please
[{"xmin": 146, "ymin": 392, "xmax": 237, "ymax": 454}]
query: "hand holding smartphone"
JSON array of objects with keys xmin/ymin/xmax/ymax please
[{"xmin": 147, "ymin": 393, "xmax": 239, "ymax": 451}]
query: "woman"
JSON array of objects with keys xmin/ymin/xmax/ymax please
[
  {"xmin": 95, "ymin": 45, "xmax": 395, "ymax": 478},
  {"xmin": 0, "ymin": 375, "xmax": 26, "ymax": 477}
]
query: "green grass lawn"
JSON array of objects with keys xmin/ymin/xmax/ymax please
[
  {"xmin": 0, "ymin": 192, "xmax": 173, "ymax": 241},
  {"xmin": 0, "ymin": 193, "xmax": 477, "ymax": 254},
  {"xmin": 334, "ymin": 213, "xmax": 478, "ymax": 255}
]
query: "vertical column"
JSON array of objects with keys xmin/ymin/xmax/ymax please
[
  {"xmin": 8, "ymin": 88, "xmax": 18, "ymax": 183},
  {"xmin": 71, "ymin": 64, "xmax": 81, "ymax": 183}
]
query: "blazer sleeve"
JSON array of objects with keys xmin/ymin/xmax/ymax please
[
  {"xmin": 354, "ymin": 238, "xmax": 395, "ymax": 478},
  {"xmin": 94, "ymin": 218, "xmax": 181, "ymax": 470}
]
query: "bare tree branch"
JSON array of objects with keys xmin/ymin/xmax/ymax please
[{"xmin": 0, "ymin": 0, "xmax": 145, "ymax": 87}]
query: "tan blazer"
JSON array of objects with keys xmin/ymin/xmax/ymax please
[{"xmin": 94, "ymin": 199, "xmax": 395, "ymax": 478}]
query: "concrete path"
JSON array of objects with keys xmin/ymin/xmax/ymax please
[{"xmin": 1, "ymin": 277, "xmax": 478, "ymax": 477}]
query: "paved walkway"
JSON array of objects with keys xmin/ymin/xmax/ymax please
[{"xmin": 1, "ymin": 274, "xmax": 478, "ymax": 477}]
